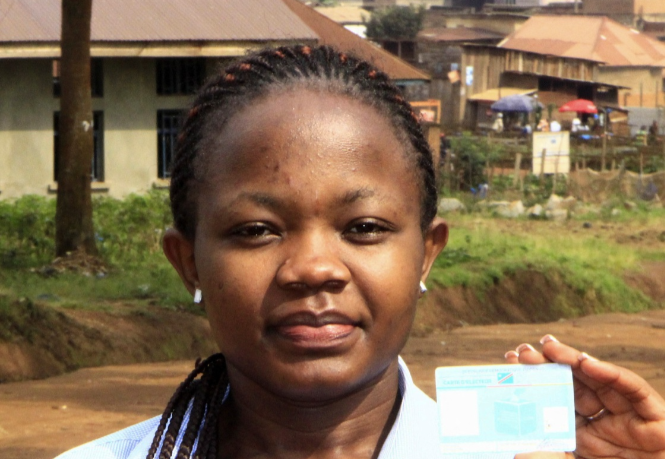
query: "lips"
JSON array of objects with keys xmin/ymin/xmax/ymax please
[{"xmin": 269, "ymin": 311, "xmax": 360, "ymax": 348}]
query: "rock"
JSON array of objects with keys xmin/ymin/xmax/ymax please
[
  {"xmin": 623, "ymin": 200, "xmax": 638, "ymax": 211},
  {"xmin": 611, "ymin": 209, "xmax": 621, "ymax": 217},
  {"xmin": 546, "ymin": 194, "xmax": 576, "ymax": 211},
  {"xmin": 545, "ymin": 194, "xmax": 563, "ymax": 210},
  {"xmin": 527, "ymin": 204, "xmax": 543, "ymax": 218},
  {"xmin": 545, "ymin": 209, "xmax": 568, "ymax": 221},
  {"xmin": 438, "ymin": 198, "xmax": 466, "ymax": 213},
  {"xmin": 496, "ymin": 200, "xmax": 525, "ymax": 218}
]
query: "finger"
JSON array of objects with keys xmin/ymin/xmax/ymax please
[
  {"xmin": 514, "ymin": 452, "xmax": 574, "ymax": 459},
  {"xmin": 504, "ymin": 350, "xmax": 520, "ymax": 364},
  {"xmin": 537, "ymin": 336, "xmax": 605, "ymax": 417},
  {"xmin": 578, "ymin": 353, "xmax": 665, "ymax": 421},
  {"xmin": 514, "ymin": 343, "xmax": 549, "ymax": 364}
]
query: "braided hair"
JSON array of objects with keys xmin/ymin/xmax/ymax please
[{"xmin": 152, "ymin": 45, "xmax": 438, "ymax": 459}]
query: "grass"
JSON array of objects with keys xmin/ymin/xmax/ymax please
[
  {"xmin": 429, "ymin": 209, "xmax": 665, "ymax": 314},
  {"xmin": 0, "ymin": 192, "xmax": 663, "ymax": 318},
  {"xmin": 0, "ymin": 191, "xmax": 194, "ymax": 313}
]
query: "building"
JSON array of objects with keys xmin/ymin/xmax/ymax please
[
  {"xmin": 497, "ymin": 15, "xmax": 665, "ymax": 108},
  {"xmin": 427, "ymin": 14, "xmax": 665, "ymax": 129},
  {"xmin": 584, "ymin": 0, "xmax": 665, "ymax": 25},
  {"xmin": 0, "ymin": 0, "xmax": 428, "ymax": 200},
  {"xmin": 362, "ymin": 0, "xmax": 444, "ymax": 10},
  {"xmin": 314, "ymin": 5, "xmax": 369, "ymax": 37}
]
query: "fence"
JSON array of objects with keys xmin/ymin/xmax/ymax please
[{"xmin": 441, "ymin": 132, "xmax": 665, "ymax": 202}]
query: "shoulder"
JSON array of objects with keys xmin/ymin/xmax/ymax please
[{"xmin": 54, "ymin": 416, "xmax": 160, "ymax": 459}]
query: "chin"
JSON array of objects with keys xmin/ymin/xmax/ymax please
[{"xmin": 267, "ymin": 356, "xmax": 397, "ymax": 402}]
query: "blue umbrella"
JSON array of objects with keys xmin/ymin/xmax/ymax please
[{"xmin": 491, "ymin": 94, "xmax": 543, "ymax": 113}]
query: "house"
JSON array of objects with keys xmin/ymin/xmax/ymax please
[
  {"xmin": 0, "ymin": 0, "xmax": 428, "ymax": 200},
  {"xmin": 362, "ymin": 0, "xmax": 444, "ymax": 11},
  {"xmin": 497, "ymin": 15, "xmax": 665, "ymax": 108},
  {"xmin": 314, "ymin": 5, "xmax": 369, "ymax": 37},
  {"xmin": 429, "ymin": 14, "xmax": 665, "ymax": 129},
  {"xmin": 584, "ymin": 0, "xmax": 665, "ymax": 26}
]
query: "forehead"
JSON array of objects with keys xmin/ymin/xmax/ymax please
[{"xmin": 198, "ymin": 89, "xmax": 419, "ymax": 194}]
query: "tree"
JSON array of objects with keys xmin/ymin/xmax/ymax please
[
  {"xmin": 55, "ymin": 0, "xmax": 97, "ymax": 256},
  {"xmin": 364, "ymin": 5, "xmax": 426, "ymax": 41}
]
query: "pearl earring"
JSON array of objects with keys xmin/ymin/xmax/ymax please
[
  {"xmin": 193, "ymin": 288, "xmax": 202, "ymax": 304},
  {"xmin": 419, "ymin": 281, "xmax": 427, "ymax": 294}
]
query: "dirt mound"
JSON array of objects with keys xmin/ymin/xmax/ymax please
[
  {"xmin": 0, "ymin": 300, "xmax": 217, "ymax": 383},
  {"xmin": 412, "ymin": 268, "xmax": 663, "ymax": 336}
]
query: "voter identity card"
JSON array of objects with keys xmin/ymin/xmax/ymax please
[{"xmin": 435, "ymin": 363, "xmax": 575, "ymax": 459}]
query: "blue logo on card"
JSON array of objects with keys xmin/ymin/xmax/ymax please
[{"xmin": 497, "ymin": 372, "xmax": 514, "ymax": 384}]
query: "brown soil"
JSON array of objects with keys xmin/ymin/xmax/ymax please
[
  {"xmin": 0, "ymin": 302, "xmax": 218, "ymax": 383},
  {"xmin": 3, "ymin": 311, "xmax": 665, "ymax": 459}
]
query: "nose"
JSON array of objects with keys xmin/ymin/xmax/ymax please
[{"xmin": 275, "ymin": 230, "xmax": 351, "ymax": 291}]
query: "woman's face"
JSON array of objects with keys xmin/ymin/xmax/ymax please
[{"xmin": 167, "ymin": 89, "xmax": 447, "ymax": 402}]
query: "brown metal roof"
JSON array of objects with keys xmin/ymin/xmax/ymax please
[
  {"xmin": 282, "ymin": 0, "xmax": 429, "ymax": 80},
  {"xmin": 0, "ymin": 0, "xmax": 318, "ymax": 42},
  {"xmin": 0, "ymin": 0, "xmax": 426, "ymax": 80},
  {"xmin": 499, "ymin": 15, "xmax": 665, "ymax": 67},
  {"xmin": 418, "ymin": 27, "xmax": 505, "ymax": 43}
]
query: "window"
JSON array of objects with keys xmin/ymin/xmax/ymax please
[
  {"xmin": 54, "ymin": 111, "xmax": 105, "ymax": 182},
  {"xmin": 157, "ymin": 110, "xmax": 183, "ymax": 178},
  {"xmin": 156, "ymin": 58, "xmax": 205, "ymax": 95},
  {"xmin": 53, "ymin": 59, "xmax": 104, "ymax": 98}
]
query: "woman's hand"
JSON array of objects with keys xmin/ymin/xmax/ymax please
[{"xmin": 505, "ymin": 335, "xmax": 665, "ymax": 459}]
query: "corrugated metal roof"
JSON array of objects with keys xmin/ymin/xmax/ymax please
[
  {"xmin": 313, "ymin": 5, "xmax": 367, "ymax": 24},
  {"xmin": 0, "ymin": 0, "xmax": 318, "ymax": 42},
  {"xmin": 499, "ymin": 15, "xmax": 665, "ymax": 67},
  {"xmin": 418, "ymin": 27, "xmax": 505, "ymax": 43},
  {"xmin": 0, "ymin": 0, "xmax": 426, "ymax": 80},
  {"xmin": 282, "ymin": 0, "xmax": 429, "ymax": 80}
]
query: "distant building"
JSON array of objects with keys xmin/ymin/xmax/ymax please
[
  {"xmin": 314, "ymin": 5, "xmax": 369, "ymax": 37},
  {"xmin": 422, "ymin": 14, "xmax": 665, "ymax": 129},
  {"xmin": 584, "ymin": 0, "xmax": 665, "ymax": 25},
  {"xmin": 0, "ymin": 0, "xmax": 428, "ymax": 199},
  {"xmin": 362, "ymin": 0, "xmax": 444, "ymax": 11}
]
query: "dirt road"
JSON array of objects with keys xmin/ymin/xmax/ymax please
[{"xmin": 3, "ymin": 310, "xmax": 665, "ymax": 459}]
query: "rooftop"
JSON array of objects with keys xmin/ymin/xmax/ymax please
[
  {"xmin": 498, "ymin": 15, "xmax": 665, "ymax": 67},
  {"xmin": 0, "ymin": 0, "xmax": 428, "ymax": 80},
  {"xmin": 418, "ymin": 26, "xmax": 505, "ymax": 43}
]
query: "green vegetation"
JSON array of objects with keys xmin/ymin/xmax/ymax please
[
  {"xmin": 0, "ymin": 191, "xmax": 192, "ymax": 311},
  {"xmin": 0, "ymin": 192, "xmax": 663, "ymax": 320},
  {"xmin": 364, "ymin": 5, "xmax": 425, "ymax": 41},
  {"xmin": 429, "ymin": 211, "xmax": 665, "ymax": 315}
]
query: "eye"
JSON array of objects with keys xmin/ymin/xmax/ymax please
[
  {"xmin": 344, "ymin": 220, "xmax": 393, "ymax": 243},
  {"xmin": 229, "ymin": 223, "xmax": 279, "ymax": 242}
]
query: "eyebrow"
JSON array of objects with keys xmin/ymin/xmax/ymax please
[
  {"xmin": 224, "ymin": 187, "xmax": 378, "ymax": 213},
  {"xmin": 338, "ymin": 187, "xmax": 375, "ymax": 205}
]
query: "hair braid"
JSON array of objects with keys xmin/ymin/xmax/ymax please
[{"xmin": 147, "ymin": 354, "xmax": 226, "ymax": 459}]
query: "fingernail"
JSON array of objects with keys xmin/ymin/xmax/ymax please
[
  {"xmin": 579, "ymin": 352, "xmax": 598, "ymax": 362},
  {"xmin": 540, "ymin": 334, "xmax": 559, "ymax": 345},
  {"xmin": 504, "ymin": 350, "xmax": 519, "ymax": 359},
  {"xmin": 516, "ymin": 343, "xmax": 536, "ymax": 353}
]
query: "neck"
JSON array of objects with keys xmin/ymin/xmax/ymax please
[{"xmin": 218, "ymin": 359, "xmax": 402, "ymax": 459}]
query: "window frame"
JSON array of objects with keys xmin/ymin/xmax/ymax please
[{"xmin": 157, "ymin": 109, "xmax": 184, "ymax": 179}]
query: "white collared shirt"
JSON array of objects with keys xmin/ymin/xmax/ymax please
[{"xmin": 55, "ymin": 357, "xmax": 440, "ymax": 459}]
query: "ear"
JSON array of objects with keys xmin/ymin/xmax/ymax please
[
  {"xmin": 162, "ymin": 228, "xmax": 199, "ymax": 296},
  {"xmin": 420, "ymin": 217, "xmax": 449, "ymax": 282}
]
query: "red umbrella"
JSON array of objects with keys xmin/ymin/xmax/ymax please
[{"xmin": 559, "ymin": 99, "xmax": 598, "ymax": 114}]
